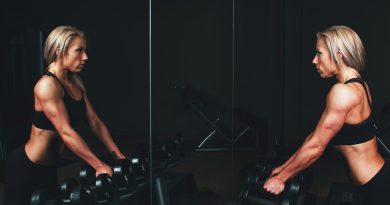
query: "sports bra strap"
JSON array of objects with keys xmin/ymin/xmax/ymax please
[
  {"xmin": 44, "ymin": 71, "xmax": 66, "ymax": 89},
  {"xmin": 344, "ymin": 77, "xmax": 372, "ymax": 109}
]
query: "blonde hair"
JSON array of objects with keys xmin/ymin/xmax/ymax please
[
  {"xmin": 317, "ymin": 25, "xmax": 365, "ymax": 72},
  {"xmin": 44, "ymin": 26, "xmax": 87, "ymax": 92},
  {"xmin": 44, "ymin": 26, "xmax": 85, "ymax": 66}
]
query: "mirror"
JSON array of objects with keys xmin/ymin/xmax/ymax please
[{"xmin": 151, "ymin": 0, "xmax": 235, "ymax": 204}]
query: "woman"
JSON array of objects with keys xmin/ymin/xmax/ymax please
[
  {"xmin": 3, "ymin": 26, "xmax": 126, "ymax": 205},
  {"xmin": 263, "ymin": 25, "xmax": 388, "ymax": 204}
]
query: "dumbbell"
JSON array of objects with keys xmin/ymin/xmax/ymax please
[
  {"xmin": 30, "ymin": 178, "xmax": 94, "ymax": 205},
  {"xmin": 238, "ymin": 173, "xmax": 307, "ymax": 205},
  {"xmin": 79, "ymin": 165, "xmax": 114, "ymax": 204},
  {"xmin": 170, "ymin": 134, "xmax": 185, "ymax": 157},
  {"xmin": 240, "ymin": 163, "xmax": 273, "ymax": 185},
  {"xmin": 152, "ymin": 140, "xmax": 175, "ymax": 161},
  {"xmin": 112, "ymin": 158, "xmax": 138, "ymax": 194},
  {"xmin": 130, "ymin": 154, "xmax": 149, "ymax": 180}
]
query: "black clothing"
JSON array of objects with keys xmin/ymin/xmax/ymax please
[
  {"xmin": 3, "ymin": 145, "xmax": 58, "ymax": 205},
  {"xmin": 358, "ymin": 160, "xmax": 390, "ymax": 205},
  {"xmin": 32, "ymin": 72, "xmax": 87, "ymax": 131},
  {"xmin": 330, "ymin": 78, "xmax": 377, "ymax": 145}
]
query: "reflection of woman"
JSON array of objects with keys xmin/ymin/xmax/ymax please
[
  {"xmin": 4, "ymin": 26, "xmax": 126, "ymax": 205},
  {"xmin": 263, "ymin": 25, "xmax": 388, "ymax": 205}
]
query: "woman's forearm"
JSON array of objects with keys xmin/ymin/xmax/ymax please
[
  {"xmin": 59, "ymin": 128, "xmax": 105, "ymax": 169},
  {"xmin": 277, "ymin": 137, "xmax": 324, "ymax": 182},
  {"xmin": 92, "ymin": 120, "xmax": 124, "ymax": 158}
]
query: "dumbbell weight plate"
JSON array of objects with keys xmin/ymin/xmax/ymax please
[
  {"xmin": 241, "ymin": 163, "xmax": 272, "ymax": 184},
  {"xmin": 96, "ymin": 173, "xmax": 114, "ymax": 202},
  {"xmin": 280, "ymin": 174, "xmax": 306, "ymax": 205},
  {"xmin": 131, "ymin": 154, "xmax": 149, "ymax": 178},
  {"xmin": 69, "ymin": 186, "xmax": 94, "ymax": 205},
  {"xmin": 59, "ymin": 177, "xmax": 78, "ymax": 199},
  {"xmin": 79, "ymin": 164, "xmax": 95, "ymax": 187},
  {"xmin": 113, "ymin": 159, "xmax": 137, "ymax": 192},
  {"xmin": 31, "ymin": 189, "xmax": 54, "ymax": 205}
]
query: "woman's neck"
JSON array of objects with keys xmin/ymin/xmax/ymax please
[
  {"xmin": 335, "ymin": 65, "xmax": 361, "ymax": 83},
  {"xmin": 47, "ymin": 63, "xmax": 70, "ymax": 82}
]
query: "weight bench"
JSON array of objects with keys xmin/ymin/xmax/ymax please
[{"xmin": 176, "ymin": 85, "xmax": 267, "ymax": 152}]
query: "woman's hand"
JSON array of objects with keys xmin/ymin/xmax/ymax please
[
  {"xmin": 111, "ymin": 151, "xmax": 127, "ymax": 160},
  {"xmin": 95, "ymin": 163, "xmax": 113, "ymax": 177},
  {"xmin": 263, "ymin": 176, "xmax": 285, "ymax": 195}
]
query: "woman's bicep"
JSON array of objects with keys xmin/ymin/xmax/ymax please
[
  {"xmin": 312, "ymin": 86, "xmax": 354, "ymax": 145},
  {"xmin": 35, "ymin": 85, "xmax": 73, "ymax": 133}
]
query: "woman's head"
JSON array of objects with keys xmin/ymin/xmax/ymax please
[
  {"xmin": 44, "ymin": 26, "xmax": 87, "ymax": 68},
  {"xmin": 316, "ymin": 25, "xmax": 365, "ymax": 73}
]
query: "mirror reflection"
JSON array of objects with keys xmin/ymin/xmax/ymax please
[
  {"xmin": 0, "ymin": 1, "xmax": 149, "ymax": 205},
  {"xmin": 151, "ymin": 0, "xmax": 237, "ymax": 204}
]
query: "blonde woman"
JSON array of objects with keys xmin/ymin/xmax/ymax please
[
  {"xmin": 4, "ymin": 26, "xmax": 126, "ymax": 205},
  {"xmin": 264, "ymin": 26, "xmax": 387, "ymax": 204}
]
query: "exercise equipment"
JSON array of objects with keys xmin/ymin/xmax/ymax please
[
  {"xmin": 30, "ymin": 178, "xmax": 93, "ymax": 205},
  {"xmin": 240, "ymin": 163, "xmax": 272, "ymax": 185},
  {"xmin": 230, "ymin": 161, "xmax": 311, "ymax": 205},
  {"xmin": 176, "ymin": 85, "xmax": 265, "ymax": 152},
  {"xmin": 238, "ymin": 172, "xmax": 307, "ymax": 205},
  {"xmin": 79, "ymin": 165, "xmax": 114, "ymax": 204},
  {"xmin": 112, "ymin": 158, "xmax": 138, "ymax": 194},
  {"xmin": 152, "ymin": 135, "xmax": 186, "ymax": 165},
  {"xmin": 130, "ymin": 153, "xmax": 149, "ymax": 180}
]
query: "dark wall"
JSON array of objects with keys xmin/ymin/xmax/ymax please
[
  {"xmin": 0, "ymin": 0, "xmax": 149, "ymax": 144},
  {"xmin": 152, "ymin": 0, "xmax": 234, "ymax": 142},
  {"xmin": 2, "ymin": 0, "xmax": 390, "ymax": 154},
  {"xmin": 151, "ymin": 0, "xmax": 284, "ymax": 155},
  {"xmin": 235, "ymin": 0, "xmax": 284, "ymax": 151},
  {"xmin": 283, "ymin": 0, "xmax": 390, "ymax": 149}
]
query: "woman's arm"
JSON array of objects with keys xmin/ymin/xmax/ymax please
[
  {"xmin": 83, "ymin": 93, "xmax": 126, "ymax": 159},
  {"xmin": 264, "ymin": 83, "xmax": 358, "ymax": 194},
  {"xmin": 35, "ymin": 78, "xmax": 111, "ymax": 175},
  {"xmin": 73, "ymin": 75, "xmax": 126, "ymax": 159}
]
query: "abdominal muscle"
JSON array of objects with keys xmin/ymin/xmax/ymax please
[
  {"xmin": 335, "ymin": 137, "xmax": 385, "ymax": 186},
  {"xmin": 24, "ymin": 125, "xmax": 65, "ymax": 165}
]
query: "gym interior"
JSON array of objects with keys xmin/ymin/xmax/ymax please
[{"xmin": 2, "ymin": 0, "xmax": 390, "ymax": 204}]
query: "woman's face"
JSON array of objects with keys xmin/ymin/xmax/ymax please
[
  {"xmin": 62, "ymin": 36, "xmax": 88, "ymax": 73},
  {"xmin": 312, "ymin": 38, "xmax": 337, "ymax": 78}
]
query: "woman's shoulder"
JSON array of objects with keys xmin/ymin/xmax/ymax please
[
  {"xmin": 326, "ymin": 83, "xmax": 360, "ymax": 109},
  {"xmin": 34, "ymin": 75, "xmax": 63, "ymax": 99}
]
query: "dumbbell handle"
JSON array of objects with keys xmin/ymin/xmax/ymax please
[{"xmin": 246, "ymin": 196, "xmax": 279, "ymax": 205}]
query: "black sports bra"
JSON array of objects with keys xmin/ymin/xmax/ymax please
[
  {"xmin": 329, "ymin": 78, "xmax": 377, "ymax": 145},
  {"xmin": 32, "ymin": 72, "xmax": 87, "ymax": 131}
]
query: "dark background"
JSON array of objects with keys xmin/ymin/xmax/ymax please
[{"xmin": 2, "ymin": 0, "xmax": 390, "ymax": 202}]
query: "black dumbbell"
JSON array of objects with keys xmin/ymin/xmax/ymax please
[
  {"xmin": 31, "ymin": 177, "xmax": 84, "ymax": 205},
  {"xmin": 79, "ymin": 165, "xmax": 114, "ymax": 204},
  {"xmin": 58, "ymin": 178, "xmax": 78, "ymax": 199},
  {"xmin": 112, "ymin": 158, "xmax": 138, "ymax": 194},
  {"xmin": 241, "ymin": 163, "xmax": 273, "ymax": 184},
  {"xmin": 152, "ymin": 140, "xmax": 175, "ymax": 160},
  {"xmin": 30, "ymin": 186, "xmax": 94, "ymax": 205},
  {"xmin": 170, "ymin": 134, "xmax": 185, "ymax": 157},
  {"xmin": 130, "ymin": 154, "xmax": 149, "ymax": 180},
  {"xmin": 238, "ymin": 173, "xmax": 307, "ymax": 205}
]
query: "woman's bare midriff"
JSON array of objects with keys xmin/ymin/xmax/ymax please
[
  {"xmin": 335, "ymin": 138, "xmax": 385, "ymax": 185},
  {"xmin": 24, "ymin": 125, "xmax": 65, "ymax": 165}
]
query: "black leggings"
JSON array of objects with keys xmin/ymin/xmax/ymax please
[
  {"xmin": 358, "ymin": 160, "xmax": 390, "ymax": 205},
  {"xmin": 3, "ymin": 145, "xmax": 58, "ymax": 205}
]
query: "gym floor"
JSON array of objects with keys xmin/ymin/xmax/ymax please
[
  {"xmin": 0, "ymin": 138, "xmax": 350, "ymax": 205},
  {"xmin": 165, "ymin": 149, "xmax": 350, "ymax": 205}
]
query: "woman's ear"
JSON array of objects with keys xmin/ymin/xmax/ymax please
[
  {"xmin": 336, "ymin": 50, "xmax": 343, "ymax": 63},
  {"xmin": 55, "ymin": 47, "xmax": 60, "ymax": 58}
]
